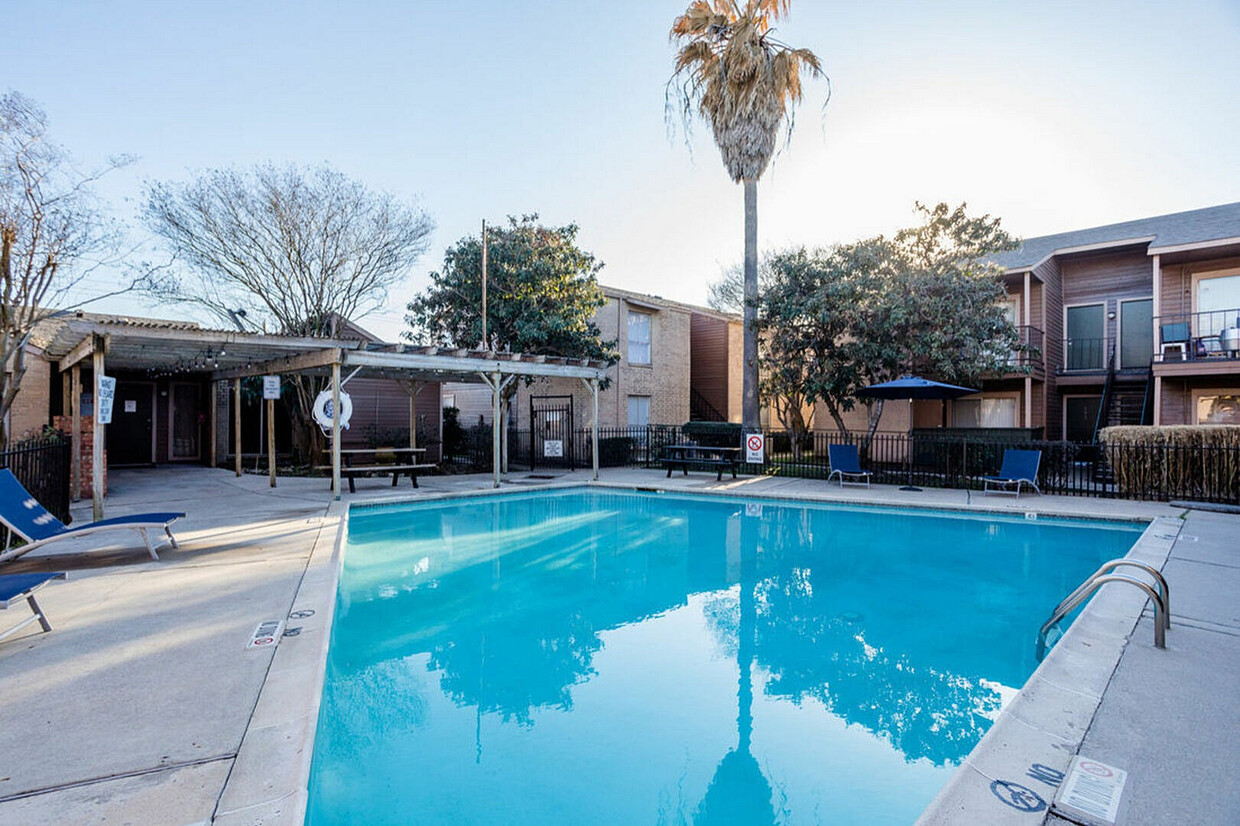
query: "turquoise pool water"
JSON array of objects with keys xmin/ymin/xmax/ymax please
[{"xmin": 307, "ymin": 488, "xmax": 1143, "ymax": 825}]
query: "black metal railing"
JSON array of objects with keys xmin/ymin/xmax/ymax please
[
  {"xmin": 994, "ymin": 326, "xmax": 1044, "ymax": 372},
  {"xmin": 1059, "ymin": 336, "xmax": 1113, "ymax": 373},
  {"xmin": 1153, "ymin": 308, "xmax": 1240, "ymax": 363},
  {"xmin": 0, "ymin": 433, "xmax": 73, "ymax": 538},
  {"xmin": 438, "ymin": 423, "xmax": 1240, "ymax": 505}
]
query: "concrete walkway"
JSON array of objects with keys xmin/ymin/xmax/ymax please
[{"xmin": 0, "ymin": 465, "xmax": 1234, "ymax": 824}]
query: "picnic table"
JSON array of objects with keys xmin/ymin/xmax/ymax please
[
  {"xmin": 661, "ymin": 443, "xmax": 743, "ymax": 482},
  {"xmin": 318, "ymin": 447, "xmax": 435, "ymax": 493}
]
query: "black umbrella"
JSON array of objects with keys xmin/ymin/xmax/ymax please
[{"xmin": 855, "ymin": 376, "xmax": 978, "ymax": 490}]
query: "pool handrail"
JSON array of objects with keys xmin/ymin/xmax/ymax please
[
  {"xmin": 1037, "ymin": 572, "xmax": 1167, "ymax": 660},
  {"xmin": 1051, "ymin": 559, "xmax": 1170, "ymax": 631}
]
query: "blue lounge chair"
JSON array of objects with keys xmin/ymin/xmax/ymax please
[
  {"xmin": 0, "ymin": 470, "xmax": 184, "ymax": 563},
  {"xmin": 983, "ymin": 449, "xmax": 1042, "ymax": 497},
  {"xmin": 1, "ymin": 572, "xmax": 66, "ymax": 642},
  {"xmin": 827, "ymin": 444, "xmax": 872, "ymax": 488}
]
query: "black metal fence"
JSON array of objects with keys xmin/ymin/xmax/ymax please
[
  {"xmin": 1, "ymin": 433, "xmax": 73, "ymax": 529},
  {"xmin": 440, "ymin": 423, "xmax": 1239, "ymax": 504}
]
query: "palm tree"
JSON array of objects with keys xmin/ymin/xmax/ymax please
[{"xmin": 670, "ymin": 0, "xmax": 823, "ymax": 431}]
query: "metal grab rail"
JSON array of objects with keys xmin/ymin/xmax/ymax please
[
  {"xmin": 1051, "ymin": 559, "xmax": 1170, "ymax": 632},
  {"xmin": 1037, "ymin": 573, "xmax": 1168, "ymax": 660}
]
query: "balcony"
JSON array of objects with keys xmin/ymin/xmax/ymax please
[
  {"xmin": 1154, "ymin": 308, "xmax": 1240, "ymax": 365},
  {"xmin": 992, "ymin": 325, "xmax": 1045, "ymax": 376}
]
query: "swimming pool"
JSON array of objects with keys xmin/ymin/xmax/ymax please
[{"xmin": 306, "ymin": 488, "xmax": 1143, "ymax": 825}]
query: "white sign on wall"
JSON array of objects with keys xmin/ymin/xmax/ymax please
[
  {"xmin": 96, "ymin": 376, "xmax": 117, "ymax": 424},
  {"xmin": 124, "ymin": 400, "xmax": 137, "ymax": 413},
  {"xmin": 543, "ymin": 439, "xmax": 564, "ymax": 458},
  {"xmin": 745, "ymin": 432, "xmax": 765, "ymax": 464},
  {"xmin": 262, "ymin": 375, "xmax": 281, "ymax": 400}
]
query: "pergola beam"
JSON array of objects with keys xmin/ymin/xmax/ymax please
[
  {"xmin": 58, "ymin": 333, "xmax": 106, "ymax": 372},
  {"xmin": 212, "ymin": 347, "xmax": 344, "ymax": 381},
  {"xmin": 347, "ymin": 349, "xmax": 606, "ymax": 382}
]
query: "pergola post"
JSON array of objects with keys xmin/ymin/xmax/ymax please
[
  {"xmin": 581, "ymin": 377, "xmax": 600, "ymax": 482},
  {"xmin": 91, "ymin": 338, "xmax": 105, "ymax": 521},
  {"xmin": 331, "ymin": 360, "xmax": 342, "ymax": 500},
  {"xmin": 267, "ymin": 394, "xmax": 276, "ymax": 488},
  {"xmin": 70, "ymin": 365, "xmax": 81, "ymax": 503},
  {"xmin": 209, "ymin": 381, "xmax": 218, "ymax": 468},
  {"xmin": 490, "ymin": 372, "xmax": 502, "ymax": 489},
  {"xmin": 233, "ymin": 378, "xmax": 242, "ymax": 477}
]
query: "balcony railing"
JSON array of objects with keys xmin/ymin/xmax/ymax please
[
  {"xmin": 1060, "ymin": 336, "xmax": 1113, "ymax": 373},
  {"xmin": 1154, "ymin": 308, "xmax": 1240, "ymax": 364}
]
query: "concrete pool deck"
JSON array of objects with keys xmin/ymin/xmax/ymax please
[{"xmin": 0, "ymin": 465, "xmax": 1234, "ymax": 824}]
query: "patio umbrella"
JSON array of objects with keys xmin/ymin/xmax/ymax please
[{"xmin": 855, "ymin": 376, "xmax": 978, "ymax": 491}]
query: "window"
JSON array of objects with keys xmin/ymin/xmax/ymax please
[
  {"xmin": 442, "ymin": 393, "xmax": 456, "ymax": 409},
  {"xmin": 1196, "ymin": 271, "xmax": 1240, "ymax": 339},
  {"xmin": 954, "ymin": 397, "xmax": 1017, "ymax": 428},
  {"xmin": 627, "ymin": 311, "xmax": 651, "ymax": 365},
  {"xmin": 1065, "ymin": 304, "xmax": 1105, "ymax": 370},
  {"xmin": 627, "ymin": 396, "xmax": 651, "ymax": 427},
  {"xmin": 1196, "ymin": 394, "xmax": 1240, "ymax": 425}
]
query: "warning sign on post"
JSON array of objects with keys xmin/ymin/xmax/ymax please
[
  {"xmin": 262, "ymin": 375, "xmax": 281, "ymax": 400},
  {"xmin": 745, "ymin": 433, "xmax": 765, "ymax": 464},
  {"xmin": 96, "ymin": 376, "xmax": 116, "ymax": 425}
]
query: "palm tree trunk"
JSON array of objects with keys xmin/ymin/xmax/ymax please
[{"xmin": 742, "ymin": 179, "xmax": 760, "ymax": 431}]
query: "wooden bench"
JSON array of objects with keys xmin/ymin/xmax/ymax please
[{"xmin": 661, "ymin": 444, "xmax": 742, "ymax": 482}]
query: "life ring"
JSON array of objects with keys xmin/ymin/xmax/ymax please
[{"xmin": 312, "ymin": 389, "xmax": 353, "ymax": 432}]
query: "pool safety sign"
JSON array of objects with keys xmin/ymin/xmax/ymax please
[
  {"xmin": 1053, "ymin": 756, "xmax": 1127, "ymax": 824},
  {"xmin": 96, "ymin": 376, "xmax": 116, "ymax": 424},
  {"xmin": 543, "ymin": 439, "xmax": 563, "ymax": 458},
  {"xmin": 247, "ymin": 620, "xmax": 286, "ymax": 650},
  {"xmin": 746, "ymin": 433, "xmax": 765, "ymax": 463},
  {"xmin": 262, "ymin": 375, "xmax": 281, "ymax": 400}
]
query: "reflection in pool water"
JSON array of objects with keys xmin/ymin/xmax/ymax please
[{"xmin": 307, "ymin": 489, "xmax": 1140, "ymax": 825}]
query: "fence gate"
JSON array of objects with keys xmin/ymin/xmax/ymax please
[{"xmin": 530, "ymin": 395, "xmax": 574, "ymax": 471}]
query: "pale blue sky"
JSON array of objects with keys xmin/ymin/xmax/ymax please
[{"xmin": 8, "ymin": 0, "xmax": 1240, "ymax": 339}]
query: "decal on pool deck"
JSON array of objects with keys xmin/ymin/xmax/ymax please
[
  {"xmin": 247, "ymin": 619, "xmax": 286, "ymax": 650},
  {"xmin": 1053, "ymin": 756, "xmax": 1127, "ymax": 824},
  {"xmin": 990, "ymin": 780, "xmax": 1047, "ymax": 812}
]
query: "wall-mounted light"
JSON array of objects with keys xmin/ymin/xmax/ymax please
[{"xmin": 1107, "ymin": 311, "xmax": 1116, "ymax": 320}]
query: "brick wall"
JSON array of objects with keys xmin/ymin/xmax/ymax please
[
  {"xmin": 9, "ymin": 346, "xmax": 51, "ymax": 440},
  {"xmin": 51, "ymin": 415, "xmax": 106, "ymax": 498}
]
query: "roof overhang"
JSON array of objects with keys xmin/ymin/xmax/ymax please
[{"xmin": 40, "ymin": 320, "xmax": 609, "ymax": 385}]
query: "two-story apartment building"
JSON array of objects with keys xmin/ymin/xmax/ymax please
[
  {"xmin": 981, "ymin": 202, "xmax": 1240, "ymax": 440},
  {"xmin": 443, "ymin": 285, "xmax": 743, "ymax": 432},
  {"xmin": 817, "ymin": 203, "xmax": 1240, "ymax": 439}
]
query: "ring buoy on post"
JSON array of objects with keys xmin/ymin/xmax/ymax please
[{"xmin": 313, "ymin": 389, "xmax": 353, "ymax": 433}]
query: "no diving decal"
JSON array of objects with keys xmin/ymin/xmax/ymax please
[
  {"xmin": 988, "ymin": 762, "xmax": 1066, "ymax": 813},
  {"xmin": 990, "ymin": 780, "xmax": 1046, "ymax": 813},
  {"xmin": 247, "ymin": 619, "xmax": 286, "ymax": 650}
]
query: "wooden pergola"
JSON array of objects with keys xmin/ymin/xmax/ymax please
[{"xmin": 39, "ymin": 320, "xmax": 610, "ymax": 515}]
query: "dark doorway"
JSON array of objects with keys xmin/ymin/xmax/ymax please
[
  {"xmin": 1064, "ymin": 396, "xmax": 1102, "ymax": 444},
  {"xmin": 110, "ymin": 381, "xmax": 156, "ymax": 466},
  {"xmin": 530, "ymin": 395, "xmax": 574, "ymax": 470}
]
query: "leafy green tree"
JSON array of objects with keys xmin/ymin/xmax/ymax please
[
  {"xmin": 406, "ymin": 215, "xmax": 613, "ymax": 362},
  {"xmin": 757, "ymin": 203, "xmax": 1021, "ymax": 440},
  {"xmin": 669, "ymin": 0, "xmax": 825, "ymax": 433}
]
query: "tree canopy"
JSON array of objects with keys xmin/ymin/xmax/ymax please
[
  {"xmin": 405, "ymin": 215, "xmax": 615, "ymax": 364},
  {"xmin": 141, "ymin": 162, "xmax": 434, "ymax": 336},
  {"xmin": 754, "ymin": 203, "xmax": 1022, "ymax": 437},
  {"xmin": 0, "ymin": 92, "xmax": 128, "ymax": 445}
]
